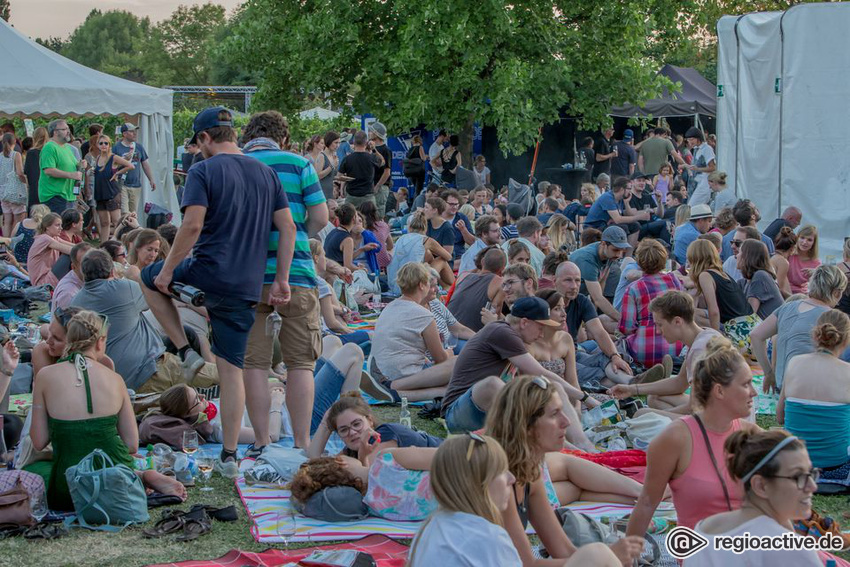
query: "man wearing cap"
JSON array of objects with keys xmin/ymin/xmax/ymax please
[
  {"xmin": 336, "ymin": 130, "xmax": 353, "ymax": 161},
  {"xmin": 680, "ymin": 127, "xmax": 716, "ymax": 207},
  {"xmin": 140, "ymin": 106, "xmax": 296, "ymax": 477},
  {"xmin": 611, "ymin": 130, "xmax": 637, "ymax": 177},
  {"xmin": 628, "ymin": 173, "xmax": 671, "ymax": 246},
  {"xmin": 583, "ymin": 176, "xmax": 650, "ymax": 248},
  {"xmin": 592, "ymin": 127, "xmax": 617, "ymax": 180},
  {"xmin": 672, "ymin": 203, "xmax": 714, "ymax": 266},
  {"xmin": 369, "ymin": 122, "xmax": 392, "ymax": 218},
  {"xmin": 569, "ymin": 226, "xmax": 630, "ymax": 323},
  {"xmin": 339, "ymin": 130, "xmax": 383, "ymax": 210},
  {"xmin": 114, "ymin": 123, "xmax": 157, "ymax": 216},
  {"xmin": 442, "ymin": 296, "xmax": 599, "ymax": 440}
]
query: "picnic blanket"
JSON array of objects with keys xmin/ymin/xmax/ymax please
[
  {"xmin": 238, "ymin": 474, "xmax": 677, "ymax": 544},
  {"xmin": 752, "ymin": 374, "xmax": 779, "ymax": 415},
  {"xmin": 147, "ymin": 535, "xmax": 409, "ymax": 567}
]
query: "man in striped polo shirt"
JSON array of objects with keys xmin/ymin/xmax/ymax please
[{"xmin": 242, "ymin": 111, "xmax": 329, "ymax": 452}]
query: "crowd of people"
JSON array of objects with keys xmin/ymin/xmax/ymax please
[{"xmin": 1, "ymin": 112, "xmax": 847, "ymax": 566}]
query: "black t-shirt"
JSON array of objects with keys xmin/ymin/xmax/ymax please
[
  {"xmin": 80, "ymin": 141, "xmax": 91, "ymax": 158},
  {"xmin": 763, "ymin": 218, "xmax": 791, "ymax": 242},
  {"xmin": 580, "ymin": 147, "xmax": 595, "ymax": 181},
  {"xmin": 339, "ymin": 151, "xmax": 380, "ymax": 197},
  {"xmin": 373, "ymin": 144, "xmax": 391, "ymax": 186},
  {"xmin": 427, "ymin": 219, "xmax": 455, "ymax": 248},
  {"xmin": 662, "ymin": 204, "xmax": 679, "ymax": 222},
  {"xmin": 611, "ymin": 142, "xmax": 636, "ymax": 176},
  {"xmin": 592, "ymin": 137, "xmax": 613, "ymax": 178},
  {"xmin": 564, "ymin": 294, "xmax": 598, "ymax": 341},
  {"xmin": 628, "ymin": 191, "xmax": 657, "ymax": 218}
]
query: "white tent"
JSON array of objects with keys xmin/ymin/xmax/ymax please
[
  {"xmin": 298, "ymin": 107, "xmax": 341, "ymax": 121},
  {"xmin": 717, "ymin": 4, "xmax": 850, "ymax": 258},
  {"xmin": 0, "ymin": 19, "xmax": 178, "ymax": 221}
]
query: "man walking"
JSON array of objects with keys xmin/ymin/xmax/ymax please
[
  {"xmin": 140, "ymin": 107, "xmax": 296, "ymax": 476},
  {"xmin": 339, "ymin": 130, "xmax": 383, "ymax": 209},
  {"xmin": 39, "ymin": 119, "xmax": 82, "ymax": 214},
  {"xmin": 241, "ymin": 110, "xmax": 329, "ymax": 452},
  {"xmin": 369, "ymin": 122, "xmax": 392, "ymax": 219},
  {"xmin": 114, "ymin": 123, "xmax": 157, "ymax": 215}
]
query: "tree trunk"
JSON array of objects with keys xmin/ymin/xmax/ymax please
[{"xmin": 459, "ymin": 113, "xmax": 476, "ymax": 172}]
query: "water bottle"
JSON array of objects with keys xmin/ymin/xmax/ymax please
[
  {"xmin": 170, "ymin": 282, "xmax": 205, "ymax": 306},
  {"xmin": 399, "ymin": 397, "xmax": 412, "ymax": 429},
  {"xmin": 266, "ymin": 310, "xmax": 282, "ymax": 337}
]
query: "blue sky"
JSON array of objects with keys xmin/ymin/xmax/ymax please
[{"xmin": 8, "ymin": 0, "xmax": 243, "ymax": 38}]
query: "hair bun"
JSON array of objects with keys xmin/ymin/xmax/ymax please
[{"xmin": 778, "ymin": 226, "xmax": 794, "ymax": 237}]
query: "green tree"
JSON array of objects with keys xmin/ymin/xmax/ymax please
[
  {"xmin": 155, "ymin": 3, "xmax": 228, "ymax": 85},
  {"xmin": 35, "ymin": 36, "xmax": 66, "ymax": 53},
  {"xmin": 221, "ymin": 0, "xmax": 692, "ymax": 156},
  {"xmin": 61, "ymin": 9, "xmax": 166, "ymax": 84}
]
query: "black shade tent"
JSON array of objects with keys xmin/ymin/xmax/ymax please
[{"xmin": 610, "ymin": 65, "xmax": 717, "ymax": 120}]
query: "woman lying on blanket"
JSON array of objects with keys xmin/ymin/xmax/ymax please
[
  {"xmin": 407, "ymin": 435, "xmax": 622, "ymax": 567},
  {"xmin": 486, "ymin": 375, "xmax": 645, "ymax": 567},
  {"xmin": 687, "ymin": 429, "xmax": 828, "ymax": 567},
  {"xmin": 28, "ymin": 309, "xmax": 186, "ymax": 511},
  {"xmin": 150, "ymin": 336, "xmax": 365, "ymax": 446},
  {"xmin": 306, "ymin": 391, "xmax": 442, "ymax": 461},
  {"xmin": 626, "ymin": 336, "xmax": 760, "ymax": 538}
]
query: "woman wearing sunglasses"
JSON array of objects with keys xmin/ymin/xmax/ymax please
[
  {"xmin": 685, "ymin": 430, "xmax": 822, "ymax": 566},
  {"xmin": 627, "ymin": 336, "xmax": 759, "ymax": 538},
  {"xmin": 28, "ymin": 309, "xmax": 186, "ymax": 511},
  {"xmin": 92, "ymin": 134, "xmax": 133, "ymax": 240},
  {"xmin": 486, "ymin": 375, "xmax": 645, "ymax": 566}
]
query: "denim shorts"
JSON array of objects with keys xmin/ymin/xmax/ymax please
[
  {"xmin": 141, "ymin": 259, "xmax": 257, "ymax": 368},
  {"xmin": 310, "ymin": 357, "xmax": 346, "ymax": 435},
  {"xmin": 444, "ymin": 388, "xmax": 487, "ymax": 433}
]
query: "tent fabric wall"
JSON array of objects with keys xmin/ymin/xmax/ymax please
[
  {"xmin": 0, "ymin": 19, "xmax": 176, "ymax": 221},
  {"xmin": 716, "ymin": 4, "xmax": 850, "ymax": 257}
]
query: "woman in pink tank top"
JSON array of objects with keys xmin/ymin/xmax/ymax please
[{"xmin": 626, "ymin": 335, "xmax": 760, "ymax": 536}]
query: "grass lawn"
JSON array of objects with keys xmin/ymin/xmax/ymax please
[{"xmin": 3, "ymin": 404, "xmax": 847, "ymax": 565}]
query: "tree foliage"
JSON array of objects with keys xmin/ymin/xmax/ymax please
[
  {"xmin": 156, "ymin": 3, "xmax": 227, "ymax": 85},
  {"xmin": 221, "ymin": 0, "xmax": 697, "ymax": 155}
]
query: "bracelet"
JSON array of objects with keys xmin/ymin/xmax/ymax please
[
  {"xmin": 269, "ymin": 410, "xmax": 282, "ymax": 415},
  {"xmin": 0, "ymin": 368, "xmax": 12, "ymax": 377},
  {"xmin": 635, "ymin": 384, "xmax": 640, "ymax": 396},
  {"xmin": 580, "ymin": 392, "xmax": 589, "ymax": 402}
]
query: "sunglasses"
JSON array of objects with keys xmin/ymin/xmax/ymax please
[
  {"xmin": 98, "ymin": 142, "xmax": 110, "ymax": 146},
  {"xmin": 466, "ymin": 432, "xmax": 486, "ymax": 461},
  {"xmin": 54, "ymin": 307, "xmax": 109, "ymax": 333},
  {"xmin": 531, "ymin": 376, "xmax": 550, "ymax": 390},
  {"xmin": 731, "ymin": 240, "xmax": 743, "ymax": 247}
]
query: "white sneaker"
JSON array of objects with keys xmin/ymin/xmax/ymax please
[
  {"xmin": 215, "ymin": 455, "xmax": 239, "ymax": 479},
  {"xmin": 180, "ymin": 349, "xmax": 205, "ymax": 382}
]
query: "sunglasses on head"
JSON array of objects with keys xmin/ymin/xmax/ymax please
[
  {"xmin": 54, "ymin": 307, "xmax": 109, "ymax": 333},
  {"xmin": 530, "ymin": 376, "xmax": 550, "ymax": 390},
  {"xmin": 466, "ymin": 432, "xmax": 486, "ymax": 461}
]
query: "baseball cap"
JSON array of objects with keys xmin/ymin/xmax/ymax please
[
  {"xmin": 510, "ymin": 297, "xmax": 561, "ymax": 327},
  {"xmin": 120, "ymin": 123, "xmax": 138, "ymax": 133},
  {"xmin": 623, "ymin": 129, "xmax": 634, "ymax": 140},
  {"xmin": 689, "ymin": 204, "xmax": 714, "ymax": 220},
  {"xmin": 602, "ymin": 226, "xmax": 630, "ymax": 249},
  {"xmin": 684, "ymin": 126, "xmax": 704, "ymax": 142},
  {"xmin": 189, "ymin": 106, "xmax": 233, "ymax": 144},
  {"xmin": 369, "ymin": 121, "xmax": 387, "ymax": 142},
  {"xmin": 631, "ymin": 171, "xmax": 652, "ymax": 180}
]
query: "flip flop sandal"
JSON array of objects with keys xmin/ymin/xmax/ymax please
[
  {"xmin": 23, "ymin": 522, "xmax": 68, "ymax": 540},
  {"xmin": 0, "ymin": 523, "xmax": 27, "ymax": 539},
  {"xmin": 189, "ymin": 504, "xmax": 238, "ymax": 522},
  {"xmin": 175, "ymin": 516, "xmax": 211, "ymax": 542},
  {"xmin": 142, "ymin": 510, "xmax": 186, "ymax": 538}
]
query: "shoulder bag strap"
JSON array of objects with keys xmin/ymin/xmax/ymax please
[{"xmin": 693, "ymin": 414, "xmax": 733, "ymax": 511}]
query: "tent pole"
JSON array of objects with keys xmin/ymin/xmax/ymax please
[{"xmin": 528, "ymin": 127, "xmax": 542, "ymax": 186}]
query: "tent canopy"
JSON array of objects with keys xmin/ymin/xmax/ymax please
[
  {"xmin": 298, "ymin": 107, "xmax": 341, "ymax": 121},
  {"xmin": 0, "ymin": 19, "xmax": 177, "ymax": 219},
  {"xmin": 611, "ymin": 65, "xmax": 716, "ymax": 118}
]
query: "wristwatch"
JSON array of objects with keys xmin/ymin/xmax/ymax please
[{"xmin": 580, "ymin": 392, "xmax": 589, "ymax": 402}]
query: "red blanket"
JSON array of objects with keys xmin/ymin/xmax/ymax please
[{"xmin": 147, "ymin": 535, "xmax": 409, "ymax": 567}]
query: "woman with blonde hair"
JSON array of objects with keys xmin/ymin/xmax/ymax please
[
  {"xmin": 92, "ymin": 134, "xmax": 134, "ymax": 239},
  {"xmin": 24, "ymin": 127, "xmax": 48, "ymax": 210},
  {"xmin": 627, "ymin": 337, "xmax": 759, "ymax": 537},
  {"xmin": 787, "ymin": 225, "xmax": 821, "ymax": 294},
  {"xmin": 30, "ymin": 309, "xmax": 186, "ymax": 510},
  {"xmin": 778, "ymin": 309, "xmax": 850, "ymax": 483},
  {"xmin": 712, "ymin": 207, "xmax": 736, "ymax": 236},
  {"xmin": 687, "ymin": 239, "xmax": 755, "ymax": 353},
  {"xmin": 546, "ymin": 214, "xmax": 576, "ymax": 254},
  {"xmin": 486, "ymin": 376, "xmax": 645, "ymax": 566},
  {"xmin": 752, "ymin": 264, "xmax": 848, "ymax": 393},
  {"xmin": 770, "ymin": 226, "xmax": 798, "ymax": 298},
  {"xmin": 387, "ymin": 210, "xmax": 454, "ymax": 292},
  {"xmin": 707, "ymin": 171, "xmax": 733, "ymax": 212}
]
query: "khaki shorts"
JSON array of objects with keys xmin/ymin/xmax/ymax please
[
  {"xmin": 244, "ymin": 285, "xmax": 322, "ymax": 371},
  {"xmin": 137, "ymin": 352, "xmax": 220, "ymax": 394}
]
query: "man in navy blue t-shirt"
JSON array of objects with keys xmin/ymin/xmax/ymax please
[
  {"xmin": 140, "ymin": 107, "xmax": 296, "ymax": 476},
  {"xmin": 440, "ymin": 189, "xmax": 474, "ymax": 260}
]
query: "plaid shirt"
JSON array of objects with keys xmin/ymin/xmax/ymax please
[{"xmin": 619, "ymin": 272, "xmax": 684, "ymax": 367}]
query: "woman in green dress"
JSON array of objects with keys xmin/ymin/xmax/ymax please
[{"xmin": 30, "ymin": 309, "xmax": 186, "ymax": 511}]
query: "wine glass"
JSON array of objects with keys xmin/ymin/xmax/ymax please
[
  {"xmin": 195, "ymin": 454, "xmax": 215, "ymax": 492},
  {"xmin": 276, "ymin": 507, "xmax": 297, "ymax": 549},
  {"xmin": 444, "ymin": 333, "xmax": 458, "ymax": 352},
  {"xmin": 182, "ymin": 430, "xmax": 199, "ymax": 455},
  {"xmin": 31, "ymin": 491, "xmax": 48, "ymax": 523}
]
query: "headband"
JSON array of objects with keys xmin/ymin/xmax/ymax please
[{"xmin": 741, "ymin": 436, "xmax": 798, "ymax": 484}]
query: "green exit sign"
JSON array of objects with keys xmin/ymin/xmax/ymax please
[{"xmin": 717, "ymin": 85, "xmax": 724, "ymax": 98}]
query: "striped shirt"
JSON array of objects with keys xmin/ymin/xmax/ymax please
[{"xmin": 243, "ymin": 140, "xmax": 325, "ymax": 288}]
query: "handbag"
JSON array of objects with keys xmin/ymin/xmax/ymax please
[
  {"xmin": 65, "ymin": 449, "xmax": 149, "ymax": 531},
  {"xmin": 0, "ymin": 477, "xmax": 34, "ymax": 527},
  {"xmin": 552, "ymin": 508, "xmax": 661, "ymax": 566}
]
